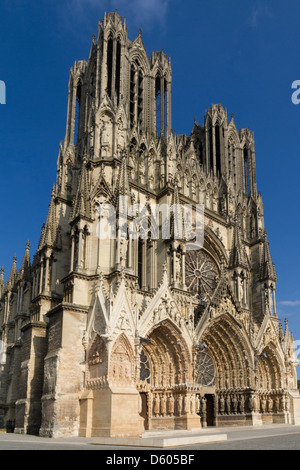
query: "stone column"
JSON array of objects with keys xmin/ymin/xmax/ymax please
[
  {"xmin": 172, "ymin": 247, "xmax": 177, "ymax": 286},
  {"xmin": 142, "ymin": 239, "xmax": 147, "ymax": 290},
  {"xmin": 44, "ymin": 256, "xmax": 50, "ymax": 293},
  {"xmin": 166, "ymin": 79, "xmax": 171, "ymax": 138},
  {"xmin": 205, "ymin": 127, "xmax": 209, "ymax": 174},
  {"xmin": 39, "ymin": 259, "xmax": 44, "ymax": 294},
  {"xmin": 77, "ymin": 229, "xmax": 83, "ymax": 270},
  {"xmin": 127, "ymin": 234, "xmax": 132, "ymax": 270},
  {"xmin": 272, "ymin": 287, "xmax": 277, "ymax": 315},
  {"xmin": 182, "ymin": 250, "xmax": 186, "ymax": 289},
  {"xmin": 212, "ymin": 125, "xmax": 216, "ymax": 176},
  {"xmin": 70, "ymin": 234, "xmax": 75, "ymax": 272}
]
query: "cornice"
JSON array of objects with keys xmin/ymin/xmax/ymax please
[
  {"xmin": 21, "ymin": 320, "xmax": 47, "ymax": 332},
  {"xmin": 46, "ymin": 302, "xmax": 89, "ymax": 318}
]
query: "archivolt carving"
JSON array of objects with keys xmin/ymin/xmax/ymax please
[
  {"xmin": 141, "ymin": 319, "xmax": 192, "ymax": 387},
  {"xmin": 257, "ymin": 344, "xmax": 283, "ymax": 390},
  {"xmin": 200, "ymin": 314, "xmax": 253, "ymax": 389}
]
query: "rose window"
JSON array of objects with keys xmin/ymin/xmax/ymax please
[
  {"xmin": 185, "ymin": 250, "xmax": 219, "ymax": 300},
  {"xmin": 195, "ymin": 350, "xmax": 215, "ymax": 386},
  {"xmin": 140, "ymin": 350, "xmax": 151, "ymax": 383}
]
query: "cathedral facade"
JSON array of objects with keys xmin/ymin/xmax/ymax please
[{"xmin": 0, "ymin": 11, "xmax": 299, "ymax": 438}]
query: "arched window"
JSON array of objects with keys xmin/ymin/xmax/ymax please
[
  {"xmin": 129, "ymin": 59, "xmax": 144, "ymax": 130},
  {"xmin": 195, "ymin": 138, "xmax": 203, "ymax": 164},
  {"xmin": 244, "ymin": 147, "xmax": 250, "ymax": 196},
  {"xmin": 232, "ymin": 145, "xmax": 237, "ymax": 189},
  {"xmin": 155, "ymin": 75, "xmax": 161, "ymax": 137},
  {"xmin": 164, "ymin": 78, "xmax": 167, "ymax": 137},
  {"xmin": 107, "ymin": 35, "xmax": 113, "ymax": 99},
  {"xmin": 215, "ymin": 125, "xmax": 221, "ymax": 175},
  {"xmin": 209, "ymin": 125, "xmax": 213, "ymax": 171},
  {"xmin": 138, "ymin": 237, "xmax": 143, "ymax": 289},
  {"xmin": 130, "ymin": 64, "xmax": 136, "ymax": 128},
  {"xmin": 228, "ymin": 140, "xmax": 232, "ymax": 177},
  {"xmin": 115, "ymin": 39, "xmax": 121, "ymax": 105},
  {"xmin": 74, "ymin": 84, "xmax": 81, "ymax": 145},
  {"xmin": 138, "ymin": 70, "xmax": 143, "ymax": 127},
  {"xmin": 155, "ymin": 74, "xmax": 168, "ymax": 138}
]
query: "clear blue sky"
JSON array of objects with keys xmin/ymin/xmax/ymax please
[{"xmin": 1, "ymin": 0, "xmax": 300, "ymax": 348}]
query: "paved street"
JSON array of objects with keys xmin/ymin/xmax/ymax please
[{"xmin": 1, "ymin": 424, "xmax": 300, "ymax": 451}]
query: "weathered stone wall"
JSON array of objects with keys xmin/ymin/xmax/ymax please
[
  {"xmin": 15, "ymin": 324, "xmax": 47, "ymax": 434},
  {"xmin": 40, "ymin": 308, "xmax": 87, "ymax": 437}
]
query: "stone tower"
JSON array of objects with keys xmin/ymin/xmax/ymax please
[{"xmin": 0, "ymin": 11, "xmax": 299, "ymax": 437}]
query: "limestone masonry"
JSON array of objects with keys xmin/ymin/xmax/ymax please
[{"xmin": 0, "ymin": 11, "xmax": 299, "ymax": 438}]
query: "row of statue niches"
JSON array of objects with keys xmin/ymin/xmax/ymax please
[
  {"xmin": 217, "ymin": 391, "xmax": 290, "ymax": 415},
  {"xmin": 151, "ymin": 392, "xmax": 207, "ymax": 417}
]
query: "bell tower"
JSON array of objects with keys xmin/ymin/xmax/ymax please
[{"xmin": 62, "ymin": 10, "xmax": 172, "ymax": 165}]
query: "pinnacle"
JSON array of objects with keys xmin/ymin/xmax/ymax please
[
  {"xmin": 6, "ymin": 254, "xmax": 17, "ymax": 289},
  {"xmin": 260, "ymin": 231, "xmax": 277, "ymax": 282},
  {"xmin": 71, "ymin": 158, "xmax": 92, "ymax": 221},
  {"xmin": 18, "ymin": 240, "xmax": 31, "ymax": 282},
  {"xmin": 38, "ymin": 187, "xmax": 57, "ymax": 250},
  {"xmin": 229, "ymin": 215, "xmax": 248, "ymax": 269},
  {"xmin": 114, "ymin": 154, "xmax": 130, "ymax": 206}
]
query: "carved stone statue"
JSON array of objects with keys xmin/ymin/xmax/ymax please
[
  {"xmin": 160, "ymin": 394, "xmax": 166, "ymax": 416},
  {"xmin": 153, "ymin": 394, "xmax": 160, "ymax": 416},
  {"xmin": 219, "ymin": 395, "xmax": 225, "ymax": 415},
  {"xmin": 167, "ymin": 393, "xmax": 174, "ymax": 416}
]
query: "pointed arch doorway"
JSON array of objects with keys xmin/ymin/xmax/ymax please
[{"xmin": 138, "ymin": 319, "xmax": 201, "ymax": 431}]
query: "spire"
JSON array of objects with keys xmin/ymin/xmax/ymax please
[
  {"xmin": 17, "ymin": 240, "xmax": 31, "ymax": 282},
  {"xmin": 39, "ymin": 186, "xmax": 57, "ymax": 250},
  {"xmin": 71, "ymin": 157, "xmax": 92, "ymax": 222},
  {"xmin": 6, "ymin": 254, "xmax": 17, "ymax": 290},
  {"xmin": 259, "ymin": 231, "xmax": 277, "ymax": 282},
  {"xmin": 229, "ymin": 216, "xmax": 248, "ymax": 269}
]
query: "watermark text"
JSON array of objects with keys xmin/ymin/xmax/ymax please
[
  {"xmin": 96, "ymin": 197, "xmax": 204, "ymax": 251},
  {"xmin": 0, "ymin": 80, "xmax": 6, "ymax": 104}
]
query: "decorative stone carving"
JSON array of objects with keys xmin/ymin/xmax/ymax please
[
  {"xmin": 185, "ymin": 250, "xmax": 219, "ymax": 300},
  {"xmin": 153, "ymin": 394, "xmax": 160, "ymax": 416},
  {"xmin": 267, "ymin": 395, "xmax": 273, "ymax": 413},
  {"xmin": 167, "ymin": 393, "xmax": 175, "ymax": 416},
  {"xmin": 160, "ymin": 394, "xmax": 166, "ymax": 416},
  {"xmin": 109, "ymin": 334, "xmax": 134, "ymax": 385},
  {"xmin": 194, "ymin": 350, "xmax": 215, "ymax": 386},
  {"xmin": 87, "ymin": 335, "xmax": 108, "ymax": 383},
  {"xmin": 176, "ymin": 394, "xmax": 183, "ymax": 416},
  {"xmin": 238, "ymin": 394, "xmax": 245, "ymax": 414}
]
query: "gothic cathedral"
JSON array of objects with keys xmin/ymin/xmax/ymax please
[{"xmin": 0, "ymin": 12, "xmax": 299, "ymax": 438}]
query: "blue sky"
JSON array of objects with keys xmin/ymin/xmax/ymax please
[{"xmin": 0, "ymin": 0, "xmax": 300, "ymax": 351}]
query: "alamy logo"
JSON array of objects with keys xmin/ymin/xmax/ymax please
[
  {"xmin": 0, "ymin": 80, "xmax": 6, "ymax": 104},
  {"xmin": 293, "ymin": 340, "xmax": 300, "ymax": 363},
  {"xmin": 291, "ymin": 80, "xmax": 300, "ymax": 105},
  {"xmin": 96, "ymin": 197, "xmax": 204, "ymax": 251}
]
